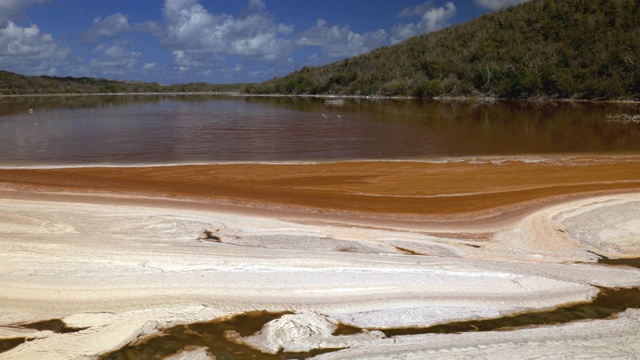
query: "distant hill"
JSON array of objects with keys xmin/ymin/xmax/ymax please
[
  {"xmin": 248, "ymin": 0, "xmax": 640, "ymax": 100},
  {"xmin": 2, "ymin": 0, "xmax": 638, "ymax": 100},
  {"xmin": 0, "ymin": 70, "xmax": 244, "ymax": 95}
]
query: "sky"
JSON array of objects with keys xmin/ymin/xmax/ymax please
[{"xmin": 0, "ymin": 0, "xmax": 531, "ymax": 84}]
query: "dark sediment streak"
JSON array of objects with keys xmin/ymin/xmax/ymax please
[
  {"xmin": 101, "ymin": 281, "xmax": 640, "ymax": 360},
  {"xmin": 378, "ymin": 286, "xmax": 640, "ymax": 338}
]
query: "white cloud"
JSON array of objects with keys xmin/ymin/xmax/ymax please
[
  {"xmin": 475, "ymin": 0, "xmax": 532, "ymax": 10},
  {"xmin": 423, "ymin": 2, "xmax": 457, "ymax": 30},
  {"xmin": 0, "ymin": 0, "xmax": 50, "ymax": 25},
  {"xmin": 66, "ymin": 64, "xmax": 91, "ymax": 77},
  {"xmin": 245, "ymin": 0, "xmax": 265, "ymax": 14},
  {"xmin": 296, "ymin": 19, "xmax": 329, "ymax": 47},
  {"xmin": 0, "ymin": 21, "xmax": 68, "ymax": 75},
  {"xmin": 83, "ymin": 13, "xmax": 130, "ymax": 42},
  {"xmin": 160, "ymin": 0, "xmax": 293, "ymax": 60},
  {"xmin": 249, "ymin": 69, "xmax": 267, "ymax": 77},
  {"xmin": 132, "ymin": 21, "xmax": 163, "ymax": 36},
  {"xmin": 170, "ymin": 49, "xmax": 205, "ymax": 72},
  {"xmin": 391, "ymin": 2, "xmax": 456, "ymax": 43},
  {"xmin": 92, "ymin": 44, "xmax": 106, "ymax": 53},
  {"xmin": 296, "ymin": 19, "xmax": 388, "ymax": 58},
  {"xmin": 398, "ymin": 1, "xmax": 434, "ymax": 18},
  {"xmin": 143, "ymin": 62, "xmax": 156, "ymax": 70},
  {"xmin": 104, "ymin": 45, "xmax": 126, "ymax": 57},
  {"xmin": 0, "ymin": 0, "xmax": 69, "ymax": 76},
  {"xmin": 327, "ymin": 29, "xmax": 388, "ymax": 58},
  {"xmin": 89, "ymin": 45, "xmax": 140, "ymax": 74}
]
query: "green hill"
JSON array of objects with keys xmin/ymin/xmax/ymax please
[
  {"xmin": 0, "ymin": 70, "xmax": 244, "ymax": 95},
  {"xmin": 248, "ymin": 0, "xmax": 640, "ymax": 100},
  {"xmin": 2, "ymin": 0, "xmax": 638, "ymax": 100}
]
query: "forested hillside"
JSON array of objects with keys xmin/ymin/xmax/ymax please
[
  {"xmin": 248, "ymin": 0, "xmax": 640, "ymax": 100},
  {"xmin": 0, "ymin": 70, "xmax": 243, "ymax": 95},
  {"xmin": 2, "ymin": 0, "xmax": 638, "ymax": 100}
]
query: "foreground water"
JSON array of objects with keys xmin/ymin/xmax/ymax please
[
  {"xmin": 0, "ymin": 95, "xmax": 639, "ymax": 166},
  {"xmin": 99, "ymin": 285, "xmax": 640, "ymax": 360}
]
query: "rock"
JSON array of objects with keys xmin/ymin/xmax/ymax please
[
  {"xmin": 228, "ymin": 311, "xmax": 385, "ymax": 354},
  {"xmin": 236, "ymin": 311, "xmax": 335, "ymax": 354}
]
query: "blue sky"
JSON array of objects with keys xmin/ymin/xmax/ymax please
[{"xmin": 0, "ymin": 0, "xmax": 530, "ymax": 84}]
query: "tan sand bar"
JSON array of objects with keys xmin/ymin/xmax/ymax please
[
  {"xmin": 2, "ymin": 157, "xmax": 640, "ymax": 220},
  {"xmin": 0, "ymin": 157, "xmax": 639, "ymax": 359}
]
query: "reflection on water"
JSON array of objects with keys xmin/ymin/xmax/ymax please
[{"xmin": 1, "ymin": 95, "xmax": 639, "ymax": 165}]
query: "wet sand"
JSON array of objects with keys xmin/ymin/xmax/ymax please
[
  {"xmin": 0, "ymin": 157, "xmax": 639, "ymax": 359},
  {"xmin": 2, "ymin": 156, "xmax": 640, "ymax": 222}
]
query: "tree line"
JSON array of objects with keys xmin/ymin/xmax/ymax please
[{"xmin": 0, "ymin": 70, "xmax": 244, "ymax": 95}]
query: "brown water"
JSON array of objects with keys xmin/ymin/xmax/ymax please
[
  {"xmin": 0, "ymin": 338, "xmax": 27, "ymax": 354},
  {"xmin": 98, "ymin": 311, "xmax": 339, "ymax": 360},
  {"xmin": 598, "ymin": 255, "xmax": 640, "ymax": 268},
  {"xmin": 97, "ymin": 285, "xmax": 640, "ymax": 360},
  {"xmin": 1, "ymin": 95, "xmax": 639, "ymax": 166},
  {"xmin": 377, "ymin": 286, "xmax": 640, "ymax": 337},
  {"xmin": 20, "ymin": 318, "xmax": 87, "ymax": 333},
  {"xmin": 0, "ymin": 319, "xmax": 86, "ymax": 354}
]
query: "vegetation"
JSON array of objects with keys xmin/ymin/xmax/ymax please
[
  {"xmin": 2, "ymin": 0, "xmax": 639, "ymax": 100},
  {"xmin": 248, "ymin": 0, "xmax": 640, "ymax": 100},
  {"xmin": 0, "ymin": 70, "xmax": 245, "ymax": 95}
]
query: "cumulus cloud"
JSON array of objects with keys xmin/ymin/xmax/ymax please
[
  {"xmin": 160, "ymin": 0, "xmax": 293, "ymax": 61},
  {"xmin": 391, "ymin": 1, "xmax": 456, "ymax": 43},
  {"xmin": 398, "ymin": 1, "xmax": 434, "ymax": 18},
  {"xmin": 133, "ymin": 21, "xmax": 163, "ymax": 36},
  {"xmin": 143, "ymin": 62, "xmax": 156, "ymax": 70},
  {"xmin": 475, "ymin": 0, "xmax": 532, "ymax": 10},
  {"xmin": 0, "ymin": 0, "xmax": 50, "ymax": 25},
  {"xmin": 83, "ymin": 13, "xmax": 130, "ymax": 42},
  {"xmin": 0, "ymin": 21, "xmax": 68, "ymax": 75},
  {"xmin": 296, "ymin": 19, "xmax": 388, "ymax": 58},
  {"xmin": 171, "ymin": 49, "xmax": 203, "ymax": 71},
  {"xmin": 89, "ymin": 45, "xmax": 140, "ymax": 75}
]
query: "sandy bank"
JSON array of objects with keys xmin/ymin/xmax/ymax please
[
  {"xmin": 1, "ymin": 157, "xmax": 640, "ymax": 228},
  {"xmin": 0, "ymin": 159, "xmax": 639, "ymax": 359},
  {"xmin": 0, "ymin": 188, "xmax": 639, "ymax": 358}
]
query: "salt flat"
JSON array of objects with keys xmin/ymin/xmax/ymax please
[{"xmin": 0, "ymin": 160, "xmax": 639, "ymax": 359}]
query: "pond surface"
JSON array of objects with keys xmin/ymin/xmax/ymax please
[{"xmin": 0, "ymin": 95, "xmax": 639, "ymax": 166}]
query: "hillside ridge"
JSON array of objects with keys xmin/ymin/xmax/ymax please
[
  {"xmin": 2, "ymin": 0, "xmax": 639, "ymax": 100},
  {"xmin": 248, "ymin": 0, "xmax": 640, "ymax": 100}
]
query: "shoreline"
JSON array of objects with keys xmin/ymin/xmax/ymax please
[
  {"xmin": 0, "ymin": 91, "xmax": 242, "ymax": 98},
  {"xmin": 1, "ymin": 91, "xmax": 639, "ymax": 105},
  {"xmin": 1, "ymin": 159, "xmax": 639, "ymax": 359},
  {"xmin": 1, "ymin": 153, "xmax": 639, "ymax": 168}
]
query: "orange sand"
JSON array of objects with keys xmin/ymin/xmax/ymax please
[{"xmin": 1, "ymin": 157, "xmax": 639, "ymax": 224}]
